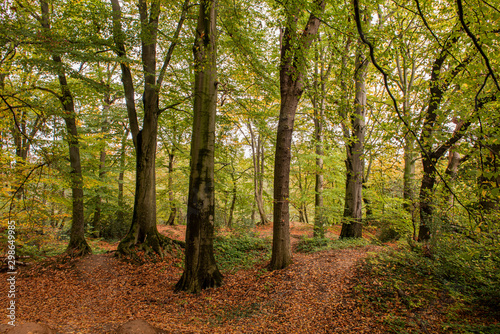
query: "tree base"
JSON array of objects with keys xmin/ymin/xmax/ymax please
[
  {"xmin": 175, "ymin": 269, "xmax": 223, "ymax": 294},
  {"xmin": 340, "ymin": 221, "xmax": 363, "ymax": 239},
  {"xmin": 66, "ymin": 239, "xmax": 92, "ymax": 257},
  {"xmin": 117, "ymin": 231, "xmax": 185, "ymax": 261}
]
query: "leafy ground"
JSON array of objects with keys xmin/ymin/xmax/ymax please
[{"xmin": 1, "ymin": 222, "xmax": 499, "ymax": 333}]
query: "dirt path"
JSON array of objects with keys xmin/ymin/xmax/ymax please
[{"xmin": 1, "ymin": 240, "xmax": 383, "ymax": 333}]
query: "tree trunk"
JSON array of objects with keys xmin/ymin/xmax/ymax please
[
  {"xmin": 271, "ymin": 0, "xmax": 324, "ymax": 270},
  {"xmin": 91, "ymin": 148, "xmax": 106, "ymax": 237},
  {"xmin": 227, "ymin": 177, "xmax": 237, "ymax": 229},
  {"xmin": 175, "ymin": 0, "xmax": 222, "ymax": 293},
  {"xmin": 417, "ymin": 34, "xmax": 471, "ymax": 241},
  {"xmin": 111, "ymin": 0, "xmax": 189, "ymax": 256},
  {"xmin": 444, "ymin": 148, "xmax": 461, "ymax": 207},
  {"xmin": 41, "ymin": 1, "xmax": 90, "ymax": 256},
  {"xmin": 340, "ymin": 43, "xmax": 368, "ymax": 239},
  {"xmin": 478, "ymin": 143, "xmax": 500, "ymax": 220},
  {"xmin": 166, "ymin": 150, "xmax": 177, "ymax": 226},
  {"xmin": 404, "ymin": 138, "xmax": 417, "ymax": 239},
  {"xmin": 117, "ymin": 128, "xmax": 128, "ymax": 225},
  {"xmin": 91, "ymin": 98, "xmax": 110, "ymax": 237},
  {"xmin": 248, "ymin": 121, "xmax": 268, "ymax": 225},
  {"xmin": 311, "ymin": 42, "xmax": 327, "ymax": 238}
]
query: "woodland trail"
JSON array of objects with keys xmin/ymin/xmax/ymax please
[{"xmin": 0, "ymin": 224, "xmax": 388, "ymax": 333}]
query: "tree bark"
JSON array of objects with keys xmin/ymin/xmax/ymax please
[
  {"xmin": 478, "ymin": 144, "xmax": 500, "ymax": 215},
  {"xmin": 340, "ymin": 43, "xmax": 368, "ymax": 239},
  {"xmin": 271, "ymin": 0, "xmax": 325, "ymax": 270},
  {"xmin": 227, "ymin": 172, "xmax": 237, "ymax": 229},
  {"xmin": 248, "ymin": 121, "xmax": 268, "ymax": 225},
  {"xmin": 311, "ymin": 40, "xmax": 329, "ymax": 238},
  {"xmin": 91, "ymin": 95, "xmax": 110, "ymax": 237},
  {"xmin": 175, "ymin": 0, "xmax": 222, "ymax": 293},
  {"xmin": 111, "ymin": 0, "xmax": 189, "ymax": 256},
  {"xmin": 40, "ymin": 1, "xmax": 90, "ymax": 256},
  {"xmin": 417, "ymin": 33, "xmax": 470, "ymax": 241},
  {"xmin": 166, "ymin": 149, "xmax": 177, "ymax": 226},
  {"xmin": 117, "ymin": 128, "xmax": 129, "ymax": 225}
]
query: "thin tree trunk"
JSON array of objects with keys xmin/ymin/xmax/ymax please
[
  {"xmin": 117, "ymin": 128, "xmax": 128, "ymax": 224},
  {"xmin": 175, "ymin": 0, "xmax": 222, "ymax": 293},
  {"xmin": 41, "ymin": 1, "xmax": 90, "ymax": 256},
  {"xmin": 340, "ymin": 43, "xmax": 368, "ymax": 239},
  {"xmin": 227, "ymin": 171, "xmax": 237, "ymax": 228},
  {"xmin": 91, "ymin": 97, "xmax": 110, "ymax": 237},
  {"xmin": 311, "ymin": 41, "xmax": 328, "ymax": 238},
  {"xmin": 166, "ymin": 150, "xmax": 177, "ymax": 225},
  {"xmin": 248, "ymin": 121, "xmax": 268, "ymax": 225},
  {"xmin": 91, "ymin": 149, "xmax": 106, "ymax": 236}
]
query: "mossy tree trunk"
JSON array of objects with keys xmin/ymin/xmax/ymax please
[
  {"xmin": 340, "ymin": 43, "xmax": 369, "ymax": 239},
  {"xmin": 175, "ymin": 0, "xmax": 222, "ymax": 293}
]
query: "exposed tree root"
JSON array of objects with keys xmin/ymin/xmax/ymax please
[
  {"xmin": 116, "ymin": 231, "xmax": 185, "ymax": 263},
  {"xmin": 66, "ymin": 239, "xmax": 92, "ymax": 257},
  {"xmin": 175, "ymin": 269, "xmax": 223, "ymax": 294}
]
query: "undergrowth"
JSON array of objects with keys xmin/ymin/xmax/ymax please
[
  {"xmin": 295, "ymin": 236, "xmax": 370, "ymax": 253},
  {"xmin": 213, "ymin": 232, "xmax": 271, "ymax": 273},
  {"xmin": 356, "ymin": 239, "xmax": 500, "ymax": 333}
]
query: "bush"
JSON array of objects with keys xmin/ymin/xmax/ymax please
[
  {"xmin": 377, "ymin": 226, "xmax": 401, "ymax": 242},
  {"xmin": 213, "ymin": 233, "xmax": 271, "ymax": 272},
  {"xmin": 295, "ymin": 236, "xmax": 370, "ymax": 253}
]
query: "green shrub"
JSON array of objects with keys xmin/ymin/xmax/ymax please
[
  {"xmin": 295, "ymin": 236, "xmax": 370, "ymax": 253},
  {"xmin": 213, "ymin": 233, "xmax": 271, "ymax": 272}
]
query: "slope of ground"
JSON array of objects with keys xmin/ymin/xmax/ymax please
[{"xmin": 0, "ymin": 223, "xmax": 498, "ymax": 333}]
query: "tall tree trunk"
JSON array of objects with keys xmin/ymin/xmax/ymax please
[
  {"xmin": 311, "ymin": 41, "xmax": 329, "ymax": 238},
  {"xmin": 227, "ymin": 171, "xmax": 237, "ymax": 229},
  {"xmin": 478, "ymin": 143, "xmax": 500, "ymax": 222},
  {"xmin": 115, "ymin": 0, "xmax": 164, "ymax": 255},
  {"xmin": 175, "ymin": 0, "xmax": 222, "ymax": 293},
  {"xmin": 40, "ymin": 1, "xmax": 90, "ymax": 256},
  {"xmin": 166, "ymin": 149, "xmax": 177, "ymax": 226},
  {"xmin": 91, "ymin": 97, "xmax": 110, "ymax": 237},
  {"xmin": 404, "ymin": 137, "xmax": 417, "ymax": 239},
  {"xmin": 417, "ymin": 33, "xmax": 472, "ymax": 241},
  {"xmin": 117, "ymin": 128, "xmax": 129, "ymax": 225},
  {"xmin": 271, "ymin": 0, "xmax": 324, "ymax": 270},
  {"xmin": 111, "ymin": 0, "xmax": 189, "ymax": 256},
  {"xmin": 248, "ymin": 121, "xmax": 268, "ymax": 225},
  {"xmin": 340, "ymin": 43, "xmax": 368, "ymax": 239},
  {"xmin": 91, "ymin": 149, "xmax": 106, "ymax": 236}
]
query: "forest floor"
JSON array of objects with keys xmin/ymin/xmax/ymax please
[{"xmin": 1, "ymin": 222, "xmax": 499, "ymax": 333}]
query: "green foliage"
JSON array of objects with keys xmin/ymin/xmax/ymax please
[
  {"xmin": 213, "ymin": 232, "xmax": 271, "ymax": 273},
  {"xmin": 364, "ymin": 238, "xmax": 500, "ymax": 331},
  {"xmin": 295, "ymin": 236, "xmax": 370, "ymax": 253},
  {"xmin": 428, "ymin": 233, "xmax": 500, "ymax": 309}
]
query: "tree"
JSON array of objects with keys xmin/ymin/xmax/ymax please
[
  {"xmin": 175, "ymin": 0, "xmax": 223, "ymax": 293},
  {"xmin": 111, "ymin": 0, "xmax": 190, "ymax": 256},
  {"xmin": 38, "ymin": 0, "xmax": 91, "ymax": 256},
  {"xmin": 340, "ymin": 41, "xmax": 369, "ymax": 239},
  {"xmin": 270, "ymin": 0, "xmax": 325, "ymax": 270},
  {"xmin": 309, "ymin": 37, "xmax": 332, "ymax": 238}
]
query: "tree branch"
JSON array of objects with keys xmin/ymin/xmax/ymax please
[{"xmin": 456, "ymin": 0, "xmax": 500, "ymax": 91}]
